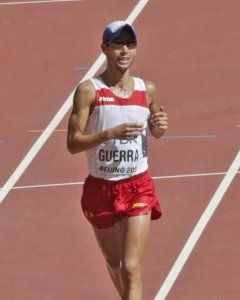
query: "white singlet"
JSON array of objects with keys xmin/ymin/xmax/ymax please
[{"xmin": 84, "ymin": 76, "xmax": 150, "ymax": 180}]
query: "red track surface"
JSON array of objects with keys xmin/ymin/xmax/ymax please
[{"xmin": 1, "ymin": 0, "xmax": 240, "ymax": 299}]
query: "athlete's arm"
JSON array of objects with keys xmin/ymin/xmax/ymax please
[
  {"xmin": 67, "ymin": 80, "xmax": 144, "ymax": 154},
  {"xmin": 145, "ymin": 80, "xmax": 168, "ymax": 138},
  {"xmin": 67, "ymin": 80, "xmax": 105, "ymax": 153}
]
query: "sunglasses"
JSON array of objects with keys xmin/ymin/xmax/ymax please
[{"xmin": 107, "ymin": 40, "xmax": 137, "ymax": 49}]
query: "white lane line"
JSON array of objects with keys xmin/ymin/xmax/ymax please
[
  {"xmin": 12, "ymin": 182, "xmax": 85, "ymax": 189},
  {"xmin": 154, "ymin": 150, "xmax": 240, "ymax": 300},
  {"xmin": 0, "ymin": 0, "xmax": 149, "ymax": 204},
  {"xmin": 0, "ymin": 0, "xmax": 84, "ymax": 6},
  {"xmin": 2, "ymin": 170, "xmax": 239, "ymax": 191}
]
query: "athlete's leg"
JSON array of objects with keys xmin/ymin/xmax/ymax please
[
  {"xmin": 120, "ymin": 213, "xmax": 151, "ymax": 300},
  {"xmin": 93, "ymin": 214, "xmax": 151, "ymax": 300},
  {"xmin": 93, "ymin": 222, "xmax": 124, "ymax": 298}
]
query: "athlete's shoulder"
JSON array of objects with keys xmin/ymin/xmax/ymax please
[
  {"xmin": 73, "ymin": 79, "xmax": 96, "ymax": 108},
  {"xmin": 143, "ymin": 80, "xmax": 158, "ymax": 107},
  {"xmin": 144, "ymin": 80, "xmax": 157, "ymax": 95},
  {"xmin": 76, "ymin": 79, "xmax": 95, "ymax": 94}
]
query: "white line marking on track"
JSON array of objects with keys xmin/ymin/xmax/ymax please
[
  {"xmin": 12, "ymin": 182, "xmax": 84, "ymax": 189},
  {"xmin": 0, "ymin": 0, "xmax": 149, "ymax": 204},
  {"xmin": 1, "ymin": 170, "xmax": 239, "ymax": 191},
  {"xmin": 0, "ymin": 0, "xmax": 84, "ymax": 6},
  {"xmin": 154, "ymin": 150, "xmax": 240, "ymax": 300}
]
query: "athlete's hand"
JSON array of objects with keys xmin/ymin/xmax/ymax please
[
  {"xmin": 149, "ymin": 106, "xmax": 168, "ymax": 131},
  {"xmin": 107, "ymin": 122, "xmax": 144, "ymax": 140}
]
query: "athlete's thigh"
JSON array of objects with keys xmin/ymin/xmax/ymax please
[
  {"xmin": 121, "ymin": 213, "xmax": 151, "ymax": 263},
  {"xmin": 93, "ymin": 222, "xmax": 123, "ymax": 263}
]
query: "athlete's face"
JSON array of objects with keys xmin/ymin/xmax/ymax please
[{"xmin": 102, "ymin": 29, "xmax": 137, "ymax": 72}]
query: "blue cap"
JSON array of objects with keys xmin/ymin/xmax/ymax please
[{"xmin": 102, "ymin": 21, "xmax": 137, "ymax": 44}]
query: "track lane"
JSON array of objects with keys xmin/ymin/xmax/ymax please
[{"xmin": 1, "ymin": 0, "xmax": 240, "ymax": 299}]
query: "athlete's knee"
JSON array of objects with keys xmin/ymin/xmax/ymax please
[{"xmin": 122, "ymin": 259, "xmax": 142, "ymax": 287}]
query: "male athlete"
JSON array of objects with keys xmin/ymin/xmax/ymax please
[{"xmin": 67, "ymin": 21, "xmax": 168, "ymax": 300}]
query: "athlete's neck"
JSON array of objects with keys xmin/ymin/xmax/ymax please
[
  {"xmin": 100, "ymin": 70, "xmax": 132, "ymax": 88},
  {"xmin": 100, "ymin": 70, "xmax": 134, "ymax": 99}
]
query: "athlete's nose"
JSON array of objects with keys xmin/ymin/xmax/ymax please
[
  {"xmin": 120, "ymin": 44, "xmax": 127, "ymax": 49},
  {"xmin": 120, "ymin": 45, "xmax": 129, "ymax": 53}
]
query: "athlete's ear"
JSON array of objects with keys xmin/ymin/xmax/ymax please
[{"xmin": 101, "ymin": 43, "xmax": 108, "ymax": 54}]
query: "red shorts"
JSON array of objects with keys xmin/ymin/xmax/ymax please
[{"xmin": 81, "ymin": 171, "xmax": 161, "ymax": 229}]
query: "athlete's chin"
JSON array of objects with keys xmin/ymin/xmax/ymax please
[
  {"xmin": 117, "ymin": 65, "xmax": 129, "ymax": 72},
  {"xmin": 116, "ymin": 62, "xmax": 132, "ymax": 72}
]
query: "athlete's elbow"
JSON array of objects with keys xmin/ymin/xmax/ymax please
[
  {"xmin": 68, "ymin": 147, "xmax": 77, "ymax": 154},
  {"xmin": 67, "ymin": 143, "xmax": 75, "ymax": 154},
  {"xmin": 67, "ymin": 140, "xmax": 82, "ymax": 154}
]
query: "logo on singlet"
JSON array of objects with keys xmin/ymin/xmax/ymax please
[{"xmin": 98, "ymin": 97, "xmax": 115, "ymax": 102}]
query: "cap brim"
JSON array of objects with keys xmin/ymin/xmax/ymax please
[{"xmin": 102, "ymin": 21, "xmax": 137, "ymax": 43}]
